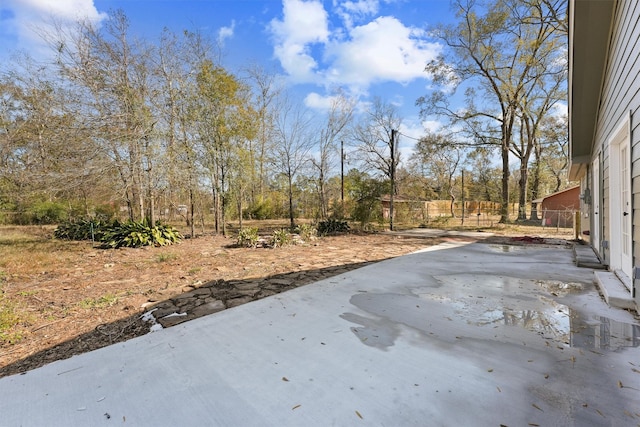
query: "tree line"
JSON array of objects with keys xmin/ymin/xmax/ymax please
[{"xmin": 0, "ymin": 1, "xmax": 569, "ymax": 234}]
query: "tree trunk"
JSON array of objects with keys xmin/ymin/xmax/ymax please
[
  {"xmin": 500, "ymin": 142, "xmax": 510, "ymax": 223},
  {"xmin": 189, "ymin": 188, "xmax": 195, "ymax": 238},
  {"xmin": 288, "ymin": 183, "xmax": 295, "ymax": 228},
  {"xmin": 529, "ymin": 148, "xmax": 542, "ymax": 221},
  {"xmin": 449, "ymin": 188, "xmax": 456, "ymax": 218},
  {"xmin": 518, "ymin": 165, "xmax": 528, "ymax": 220}
]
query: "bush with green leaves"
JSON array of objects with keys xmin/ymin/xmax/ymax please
[
  {"xmin": 236, "ymin": 227, "xmax": 259, "ymax": 248},
  {"xmin": 317, "ymin": 218, "xmax": 350, "ymax": 235},
  {"xmin": 54, "ymin": 218, "xmax": 182, "ymax": 248},
  {"xmin": 244, "ymin": 200, "xmax": 274, "ymax": 220},
  {"xmin": 271, "ymin": 228, "xmax": 293, "ymax": 247},
  {"xmin": 100, "ymin": 220, "xmax": 182, "ymax": 248},
  {"xmin": 54, "ymin": 218, "xmax": 109, "ymax": 241},
  {"xmin": 295, "ymin": 223, "xmax": 317, "ymax": 242},
  {"xmin": 27, "ymin": 201, "xmax": 68, "ymax": 224}
]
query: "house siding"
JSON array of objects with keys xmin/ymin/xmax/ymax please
[{"xmin": 594, "ymin": 0, "xmax": 640, "ymax": 283}]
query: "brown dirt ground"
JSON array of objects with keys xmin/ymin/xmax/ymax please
[{"xmin": 0, "ymin": 225, "xmax": 574, "ymax": 378}]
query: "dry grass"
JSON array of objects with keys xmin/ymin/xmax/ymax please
[{"xmin": 0, "ymin": 220, "xmax": 575, "ymax": 358}]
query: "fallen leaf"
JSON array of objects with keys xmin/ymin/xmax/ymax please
[
  {"xmin": 292, "ymin": 404, "xmax": 301, "ymax": 410},
  {"xmin": 488, "ymin": 368, "xmax": 494, "ymax": 373},
  {"xmin": 282, "ymin": 377, "xmax": 289, "ymax": 382},
  {"xmin": 496, "ymin": 386, "xmax": 501, "ymax": 393},
  {"xmin": 355, "ymin": 410, "xmax": 363, "ymax": 419},
  {"xmin": 618, "ymin": 380, "xmax": 623, "ymax": 388},
  {"xmin": 532, "ymin": 403, "xmax": 543, "ymax": 412},
  {"xmin": 595, "ymin": 409, "xmax": 605, "ymax": 418}
]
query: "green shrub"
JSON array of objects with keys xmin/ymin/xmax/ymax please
[
  {"xmin": 28, "ymin": 201, "xmax": 68, "ymax": 224},
  {"xmin": 271, "ymin": 228, "xmax": 293, "ymax": 247},
  {"xmin": 295, "ymin": 223, "xmax": 317, "ymax": 242},
  {"xmin": 54, "ymin": 218, "xmax": 108, "ymax": 241},
  {"xmin": 244, "ymin": 200, "xmax": 274, "ymax": 220},
  {"xmin": 100, "ymin": 220, "xmax": 182, "ymax": 249},
  {"xmin": 317, "ymin": 218, "xmax": 350, "ymax": 235},
  {"xmin": 54, "ymin": 218, "xmax": 182, "ymax": 248},
  {"xmin": 236, "ymin": 227, "xmax": 259, "ymax": 248}
]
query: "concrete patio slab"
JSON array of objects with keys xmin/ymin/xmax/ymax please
[{"xmin": 1, "ymin": 241, "xmax": 639, "ymax": 426}]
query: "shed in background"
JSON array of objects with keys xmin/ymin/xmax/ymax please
[{"xmin": 533, "ymin": 186, "xmax": 580, "ymax": 228}]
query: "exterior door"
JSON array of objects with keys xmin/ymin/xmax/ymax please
[
  {"xmin": 592, "ymin": 156, "xmax": 600, "ymax": 255},
  {"xmin": 609, "ymin": 116, "xmax": 633, "ymax": 288},
  {"xmin": 619, "ymin": 138, "xmax": 632, "ymax": 283}
]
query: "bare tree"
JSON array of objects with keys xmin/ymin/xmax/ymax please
[
  {"xmin": 411, "ymin": 132, "xmax": 465, "ymax": 217},
  {"xmin": 51, "ymin": 11, "xmax": 158, "ymax": 221},
  {"xmin": 309, "ymin": 92, "xmax": 354, "ymax": 219},
  {"xmin": 418, "ymin": 0, "xmax": 566, "ymax": 223},
  {"xmin": 243, "ymin": 65, "xmax": 281, "ymax": 206},
  {"xmin": 352, "ymin": 98, "xmax": 401, "ymax": 230},
  {"xmin": 271, "ymin": 95, "xmax": 313, "ymax": 228}
]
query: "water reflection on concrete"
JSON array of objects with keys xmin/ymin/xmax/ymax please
[
  {"xmin": 343, "ymin": 289, "xmax": 640, "ymax": 352},
  {"xmin": 475, "ymin": 301, "xmax": 640, "ymax": 351}
]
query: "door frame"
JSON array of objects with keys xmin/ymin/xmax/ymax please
[
  {"xmin": 608, "ymin": 112, "xmax": 633, "ymax": 288},
  {"xmin": 592, "ymin": 154, "xmax": 601, "ymax": 256}
]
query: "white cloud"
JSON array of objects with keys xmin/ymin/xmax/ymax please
[
  {"xmin": 325, "ymin": 16, "xmax": 440, "ymax": 89},
  {"xmin": 1, "ymin": 0, "xmax": 106, "ymax": 58},
  {"xmin": 218, "ymin": 20, "xmax": 235, "ymax": 45},
  {"xmin": 269, "ymin": 0, "xmax": 329, "ymax": 82},
  {"xmin": 333, "ymin": 0, "xmax": 380, "ymax": 29},
  {"xmin": 304, "ymin": 92, "xmax": 336, "ymax": 110},
  {"xmin": 268, "ymin": 1, "xmax": 441, "ymax": 95},
  {"xmin": 552, "ymin": 102, "xmax": 568, "ymax": 118}
]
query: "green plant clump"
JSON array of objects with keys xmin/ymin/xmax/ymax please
[
  {"xmin": 54, "ymin": 218, "xmax": 182, "ymax": 248},
  {"xmin": 236, "ymin": 227, "xmax": 259, "ymax": 248},
  {"xmin": 101, "ymin": 220, "xmax": 182, "ymax": 248},
  {"xmin": 317, "ymin": 218, "xmax": 350, "ymax": 235},
  {"xmin": 295, "ymin": 223, "xmax": 317, "ymax": 242},
  {"xmin": 271, "ymin": 228, "xmax": 293, "ymax": 247},
  {"xmin": 54, "ymin": 218, "xmax": 109, "ymax": 241}
]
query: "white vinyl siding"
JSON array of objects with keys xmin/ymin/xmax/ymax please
[{"xmin": 593, "ymin": 0, "xmax": 640, "ymax": 280}]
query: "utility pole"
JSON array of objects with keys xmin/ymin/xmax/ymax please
[
  {"xmin": 390, "ymin": 129, "xmax": 397, "ymax": 231},
  {"xmin": 461, "ymin": 170, "xmax": 465, "ymax": 226},
  {"xmin": 341, "ymin": 140, "xmax": 345, "ymax": 214}
]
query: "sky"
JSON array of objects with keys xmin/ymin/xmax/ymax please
[{"xmin": 0, "ymin": 0, "xmax": 458, "ymax": 153}]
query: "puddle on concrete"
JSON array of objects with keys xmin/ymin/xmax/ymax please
[
  {"xmin": 342, "ymin": 291, "xmax": 640, "ymax": 352},
  {"xmin": 470, "ymin": 299, "xmax": 639, "ymax": 351},
  {"xmin": 536, "ymin": 280, "xmax": 585, "ymax": 296}
]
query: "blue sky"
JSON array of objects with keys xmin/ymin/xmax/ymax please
[{"xmin": 0, "ymin": 0, "xmax": 458, "ymax": 148}]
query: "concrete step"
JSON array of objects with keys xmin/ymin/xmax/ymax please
[
  {"xmin": 594, "ymin": 271, "xmax": 636, "ymax": 310},
  {"xmin": 573, "ymin": 244, "xmax": 606, "ymax": 269}
]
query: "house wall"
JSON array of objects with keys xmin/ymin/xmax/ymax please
[{"xmin": 593, "ymin": 0, "xmax": 640, "ymax": 302}]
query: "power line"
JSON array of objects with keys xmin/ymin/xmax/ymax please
[{"xmin": 396, "ymin": 131, "xmax": 422, "ymax": 142}]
